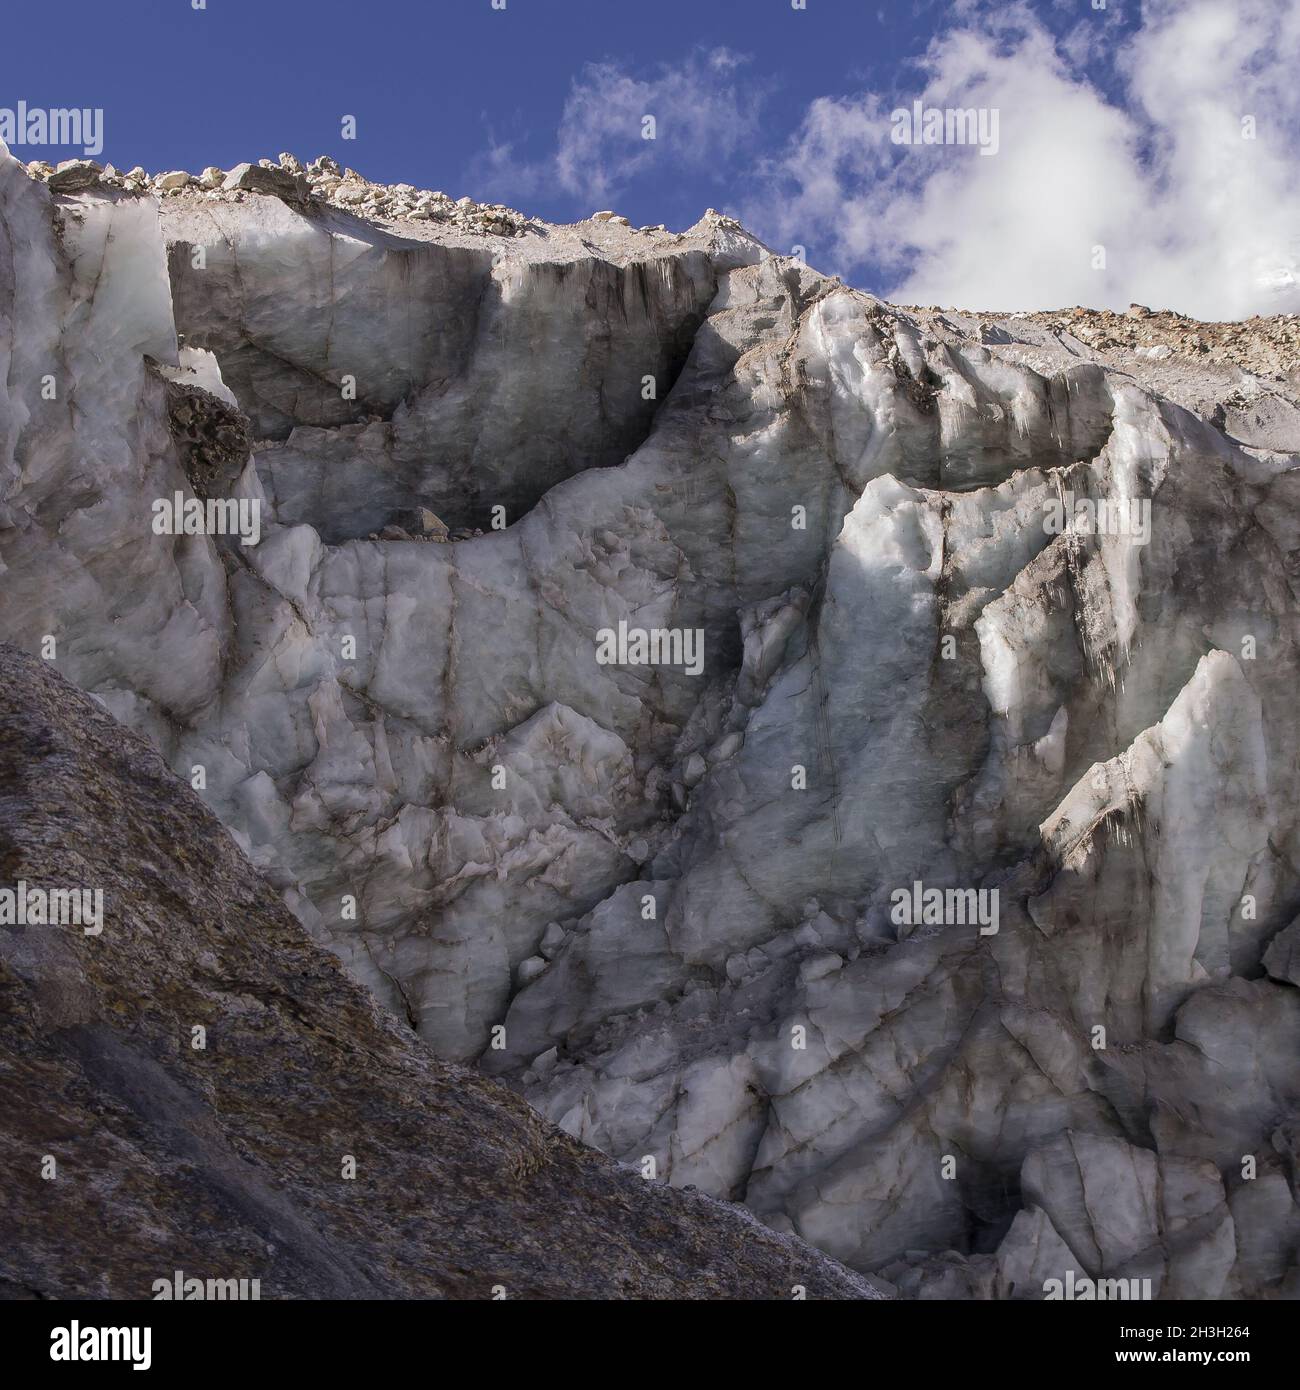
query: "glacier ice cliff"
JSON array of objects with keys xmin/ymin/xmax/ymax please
[{"xmin": 2, "ymin": 147, "xmax": 1298, "ymax": 1298}]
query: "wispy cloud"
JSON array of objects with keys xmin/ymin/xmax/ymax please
[{"xmin": 475, "ymin": 46, "xmax": 762, "ymax": 211}]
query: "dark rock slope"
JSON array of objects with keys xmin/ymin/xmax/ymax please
[{"xmin": 0, "ymin": 644, "xmax": 882, "ymax": 1300}]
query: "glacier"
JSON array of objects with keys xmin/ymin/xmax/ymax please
[{"xmin": 2, "ymin": 147, "xmax": 1298, "ymax": 1298}]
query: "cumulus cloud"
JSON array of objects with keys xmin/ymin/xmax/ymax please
[
  {"xmin": 476, "ymin": 47, "xmax": 761, "ymax": 210},
  {"xmin": 752, "ymin": 0, "xmax": 1300, "ymax": 318}
]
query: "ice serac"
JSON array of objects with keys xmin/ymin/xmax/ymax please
[
  {"xmin": 1, "ymin": 147, "xmax": 1298, "ymax": 1299},
  {"xmin": 163, "ymin": 193, "xmax": 718, "ymax": 536}
]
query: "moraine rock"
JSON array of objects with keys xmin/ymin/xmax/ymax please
[
  {"xmin": 222, "ymin": 160, "xmax": 306, "ymax": 200},
  {"xmin": 46, "ymin": 159, "xmax": 102, "ymax": 193},
  {"xmin": 0, "ymin": 642, "xmax": 885, "ymax": 1300}
]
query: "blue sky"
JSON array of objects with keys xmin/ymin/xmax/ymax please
[{"xmin": 2, "ymin": 0, "xmax": 1296, "ymax": 316}]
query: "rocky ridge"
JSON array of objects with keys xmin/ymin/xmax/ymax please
[
  {"xmin": 22, "ymin": 150, "xmax": 719, "ymax": 242},
  {"xmin": 909, "ymin": 303, "xmax": 1300, "ymax": 453}
]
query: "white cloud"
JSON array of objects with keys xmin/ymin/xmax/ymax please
[
  {"xmin": 476, "ymin": 47, "xmax": 762, "ymax": 211},
  {"xmin": 753, "ymin": 0, "xmax": 1300, "ymax": 318}
]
